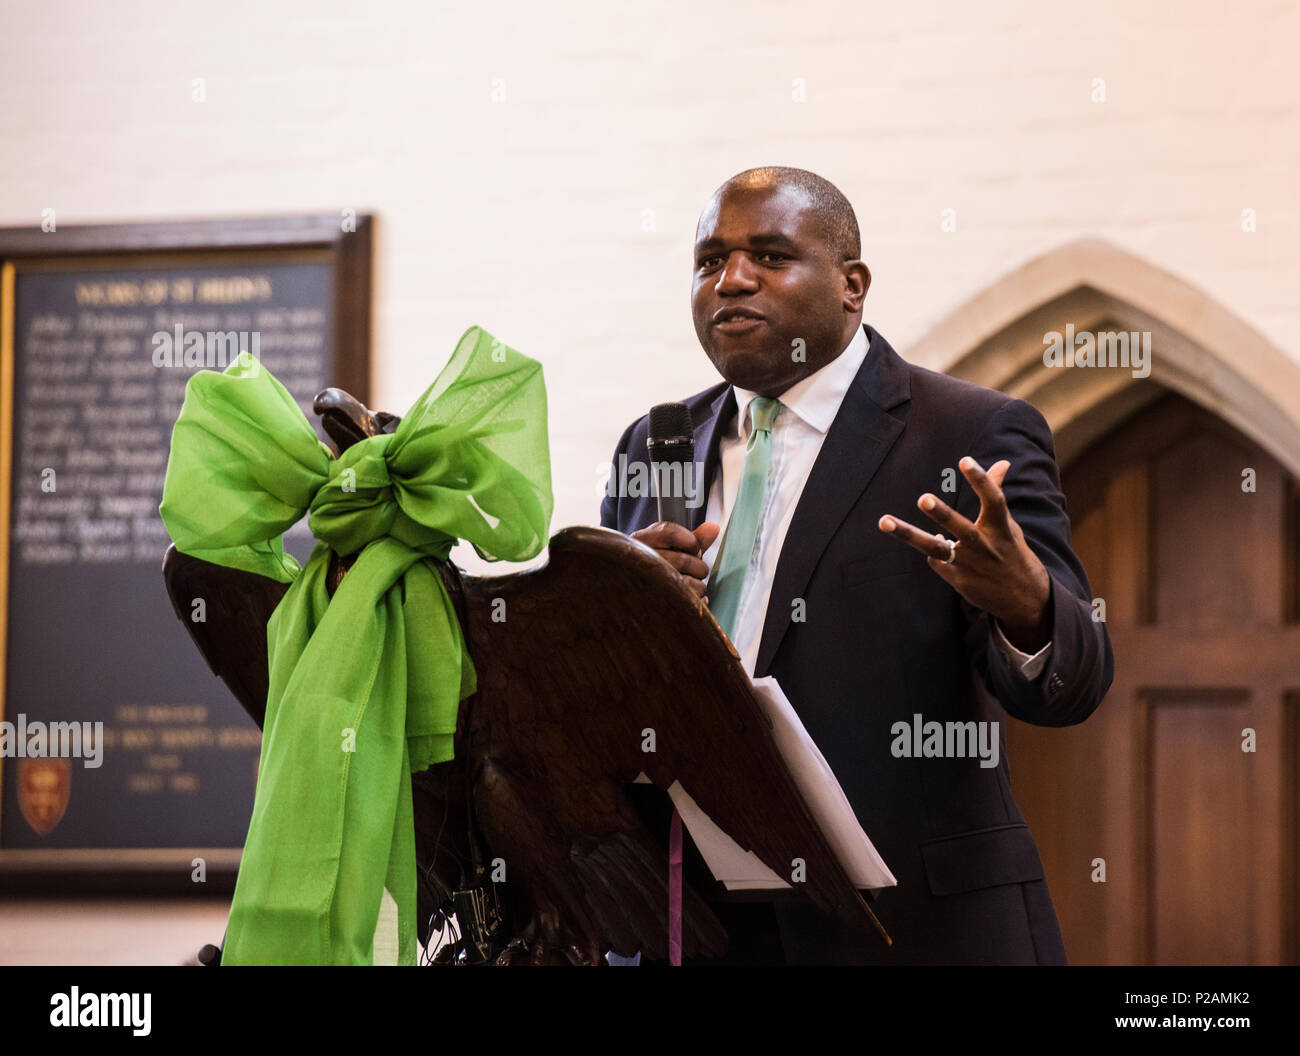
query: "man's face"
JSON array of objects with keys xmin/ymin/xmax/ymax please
[{"xmin": 691, "ymin": 184, "xmax": 868, "ymax": 398}]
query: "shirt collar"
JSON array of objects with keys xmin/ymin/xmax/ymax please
[{"xmin": 731, "ymin": 323, "xmax": 869, "ymax": 439}]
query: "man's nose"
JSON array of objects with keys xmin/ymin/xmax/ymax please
[{"xmin": 715, "ymin": 253, "xmax": 759, "ymax": 294}]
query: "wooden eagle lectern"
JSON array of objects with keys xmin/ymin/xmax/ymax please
[{"xmin": 164, "ymin": 386, "xmax": 887, "ymax": 965}]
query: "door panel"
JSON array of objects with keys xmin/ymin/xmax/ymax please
[{"xmin": 1008, "ymin": 391, "xmax": 1300, "ymax": 965}]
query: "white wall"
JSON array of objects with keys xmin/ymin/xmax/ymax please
[{"xmin": 3, "ymin": 0, "xmax": 1297, "ymax": 565}]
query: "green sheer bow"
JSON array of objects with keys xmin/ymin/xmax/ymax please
[{"xmin": 159, "ymin": 326, "xmax": 552, "ymax": 965}]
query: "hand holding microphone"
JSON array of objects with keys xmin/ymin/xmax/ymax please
[
  {"xmin": 631, "ymin": 520, "xmax": 720, "ymax": 598},
  {"xmin": 628, "ymin": 402, "xmax": 719, "ymax": 598}
]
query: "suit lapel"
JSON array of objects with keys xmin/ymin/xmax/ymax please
[
  {"xmin": 687, "ymin": 386, "xmax": 736, "ymax": 530},
  {"xmin": 753, "ymin": 325, "xmax": 912, "ymax": 676}
]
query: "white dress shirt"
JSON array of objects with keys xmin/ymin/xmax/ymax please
[{"xmin": 700, "ymin": 324, "xmax": 1051, "ymax": 680}]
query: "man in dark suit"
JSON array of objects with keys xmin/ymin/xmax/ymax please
[{"xmin": 599, "ymin": 166, "xmax": 1112, "ymax": 965}]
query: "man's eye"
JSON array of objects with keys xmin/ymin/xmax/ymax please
[
  {"xmin": 759, "ymin": 252, "xmax": 788, "ymax": 263},
  {"xmin": 698, "ymin": 257, "xmax": 722, "ymax": 269}
]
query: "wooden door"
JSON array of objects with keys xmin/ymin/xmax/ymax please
[{"xmin": 1008, "ymin": 391, "xmax": 1300, "ymax": 965}]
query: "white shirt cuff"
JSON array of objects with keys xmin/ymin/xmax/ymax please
[{"xmin": 992, "ymin": 619, "xmax": 1052, "ymax": 681}]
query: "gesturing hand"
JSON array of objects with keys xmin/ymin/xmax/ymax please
[{"xmin": 876, "ymin": 456, "xmax": 1052, "ymax": 652}]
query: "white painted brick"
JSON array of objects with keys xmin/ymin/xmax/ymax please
[{"xmin": 0, "ymin": 0, "xmax": 1296, "ymax": 545}]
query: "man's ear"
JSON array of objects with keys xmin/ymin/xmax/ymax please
[{"xmin": 843, "ymin": 260, "xmax": 871, "ymax": 312}]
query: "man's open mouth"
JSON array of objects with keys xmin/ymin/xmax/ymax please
[{"xmin": 713, "ymin": 307, "xmax": 765, "ymax": 328}]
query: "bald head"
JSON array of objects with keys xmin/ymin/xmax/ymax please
[
  {"xmin": 708, "ymin": 167, "xmax": 861, "ymax": 263},
  {"xmin": 691, "ymin": 166, "xmax": 871, "ymax": 397}
]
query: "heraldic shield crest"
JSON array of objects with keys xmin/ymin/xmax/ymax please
[{"xmin": 19, "ymin": 758, "xmax": 70, "ymax": 836}]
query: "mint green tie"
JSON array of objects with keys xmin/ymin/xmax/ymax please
[{"xmin": 706, "ymin": 396, "xmax": 781, "ymax": 637}]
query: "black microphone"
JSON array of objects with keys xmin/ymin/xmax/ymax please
[{"xmin": 647, "ymin": 402, "xmax": 695, "ymax": 526}]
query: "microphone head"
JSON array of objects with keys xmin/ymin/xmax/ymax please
[
  {"xmin": 648, "ymin": 402, "xmax": 694, "ymax": 445},
  {"xmin": 647, "ymin": 403, "xmax": 695, "ymax": 524}
]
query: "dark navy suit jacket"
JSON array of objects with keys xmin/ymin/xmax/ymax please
[{"xmin": 598, "ymin": 324, "xmax": 1113, "ymax": 965}]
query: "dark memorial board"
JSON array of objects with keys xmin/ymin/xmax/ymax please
[{"xmin": 0, "ymin": 217, "xmax": 372, "ymax": 890}]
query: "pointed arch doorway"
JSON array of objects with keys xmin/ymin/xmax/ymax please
[{"xmin": 913, "ymin": 240, "xmax": 1300, "ymax": 965}]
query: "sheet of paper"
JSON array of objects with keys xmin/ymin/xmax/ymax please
[{"xmin": 649, "ymin": 675, "xmax": 897, "ymax": 892}]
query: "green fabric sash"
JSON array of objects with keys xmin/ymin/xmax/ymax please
[{"xmin": 158, "ymin": 326, "xmax": 552, "ymax": 965}]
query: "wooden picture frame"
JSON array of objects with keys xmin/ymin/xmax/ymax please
[{"xmin": 0, "ymin": 214, "xmax": 373, "ymax": 893}]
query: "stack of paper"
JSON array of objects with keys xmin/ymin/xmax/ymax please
[{"xmin": 638, "ymin": 675, "xmax": 896, "ymax": 893}]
